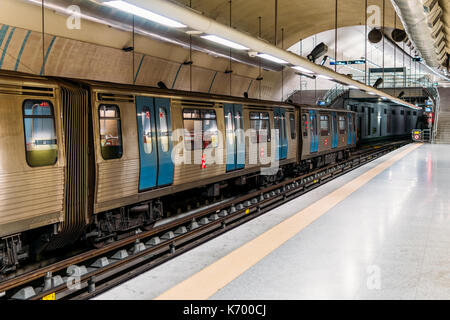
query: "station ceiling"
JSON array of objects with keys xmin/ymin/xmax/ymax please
[
  {"xmin": 174, "ymin": 0, "xmax": 401, "ymax": 50},
  {"xmin": 0, "ymin": 0, "xmax": 447, "ymax": 101}
]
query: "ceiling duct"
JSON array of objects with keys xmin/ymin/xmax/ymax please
[{"xmin": 390, "ymin": 0, "xmax": 450, "ymax": 81}]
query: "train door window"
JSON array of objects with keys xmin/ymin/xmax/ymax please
[
  {"xmin": 281, "ymin": 113, "xmax": 286, "ymax": 141},
  {"xmin": 320, "ymin": 115, "xmax": 329, "ymax": 136},
  {"xmin": 348, "ymin": 115, "xmax": 353, "ymax": 133},
  {"xmin": 384, "ymin": 109, "xmax": 387, "ymax": 114},
  {"xmin": 302, "ymin": 114, "xmax": 308, "ymax": 137},
  {"xmin": 235, "ymin": 111, "xmax": 243, "ymax": 143},
  {"xmin": 401, "ymin": 110, "xmax": 404, "ymax": 115},
  {"xmin": 23, "ymin": 100, "xmax": 58, "ymax": 167},
  {"xmin": 273, "ymin": 113, "xmax": 280, "ymax": 138},
  {"xmin": 99, "ymin": 104, "xmax": 123, "ymax": 160},
  {"xmin": 392, "ymin": 110, "xmax": 396, "ymax": 115},
  {"xmin": 159, "ymin": 107, "xmax": 169, "ymax": 152},
  {"xmin": 338, "ymin": 115, "xmax": 346, "ymax": 134},
  {"xmin": 226, "ymin": 111, "xmax": 234, "ymax": 145},
  {"xmin": 141, "ymin": 107, "xmax": 153, "ymax": 154},
  {"xmin": 289, "ymin": 113, "xmax": 296, "ymax": 139},
  {"xmin": 413, "ymin": 111, "xmax": 417, "ymax": 116}
]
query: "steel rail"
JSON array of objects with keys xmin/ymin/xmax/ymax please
[{"xmin": 0, "ymin": 140, "xmax": 410, "ymax": 300}]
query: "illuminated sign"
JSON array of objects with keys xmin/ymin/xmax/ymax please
[
  {"xmin": 330, "ymin": 59, "xmax": 366, "ymax": 66},
  {"xmin": 425, "ymin": 107, "xmax": 432, "ymax": 112}
]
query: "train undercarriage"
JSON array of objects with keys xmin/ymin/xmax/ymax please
[{"xmin": 0, "ymin": 148, "xmax": 351, "ymax": 274}]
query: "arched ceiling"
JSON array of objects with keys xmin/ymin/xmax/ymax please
[
  {"xmin": 0, "ymin": 0, "xmax": 416, "ymax": 101},
  {"xmin": 174, "ymin": 0, "xmax": 401, "ymax": 49}
]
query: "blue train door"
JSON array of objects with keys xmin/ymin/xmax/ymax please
[
  {"xmin": 309, "ymin": 110, "xmax": 318, "ymax": 153},
  {"xmin": 274, "ymin": 108, "xmax": 288, "ymax": 160},
  {"xmin": 224, "ymin": 103, "xmax": 245, "ymax": 171},
  {"xmin": 347, "ymin": 113, "xmax": 353, "ymax": 145},
  {"xmin": 332, "ymin": 112, "xmax": 338, "ymax": 148},
  {"xmin": 136, "ymin": 96, "xmax": 174, "ymax": 191}
]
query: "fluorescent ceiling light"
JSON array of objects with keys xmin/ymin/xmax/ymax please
[
  {"xmin": 348, "ymin": 85, "xmax": 358, "ymax": 89},
  {"xmin": 257, "ymin": 53, "xmax": 288, "ymax": 64},
  {"xmin": 104, "ymin": 1, "xmax": 187, "ymax": 28},
  {"xmin": 201, "ymin": 35, "xmax": 249, "ymax": 50},
  {"xmin": 368, "ymin": 92, "xmax": 376, "ymax": 95},
  {"xmin": 291, "ymin": 66, "xmax": 314, "ymax": 74},
  {"xmin": 317, "ymin": 74, "xmax": 333, "ymax": 80}
]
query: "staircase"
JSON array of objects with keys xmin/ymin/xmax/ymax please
[
  {"xmin": 434, "ymin": 88, "xmax": 450, "ymax": 144},
  {"xmin": 435, "ymin": 112, "xmax": 450, "ymax": 144}
]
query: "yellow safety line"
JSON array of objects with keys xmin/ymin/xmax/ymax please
[{"xmin": 155, "ymin": 143, "xmax": 423, "ymax": 300}]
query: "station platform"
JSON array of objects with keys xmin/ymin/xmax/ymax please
[{"xmin": 94, "ymin": 143, "xmax": 450, "ymax": 300}]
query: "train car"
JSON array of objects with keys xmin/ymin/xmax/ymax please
[
  {"xmin": 86, "ymin": 81, "xmax": 299, "ymax": 247},
  {"xmin": 352, "ymin": 104, "xmax": 422, "ymax": 143},
  {"xmin": 300, "ymin": 106, "xmax": 356, "ymax": 168},
  {"xmin": 0, "ymin": 70, "xmax": 358, "ymax": 272}
]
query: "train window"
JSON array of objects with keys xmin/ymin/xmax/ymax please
[
  {"xmin": 202, "ymin": 110, "xmax": 218, "ymax": 149},
  {"xmin": 159, "ymin": 107, "xmax": 169, "ymax": 152},
  {"xmin": 23, "ymin": 100, "xmax": 58, "ymax": 167},
  {"xmin": 183, "ymin": 108, "xmax": 218, "ymax": 150},
  {"xmin": 302, "ymin": 114, "xmax": 308, "ymax": 137},
  {"xmin": 407, "ymin": 111, "xmax": 411, "ymax": 116},
  {"xmin": 99, "ymin": 105, "xmax": 123, "ymax": 160},
  {"xmin": 289, "ymin": 113, "xmax": 296, "ymax": 139},
  {"xmin": 384, "ymin": 109, "xmax": 387, "ymax": 114},
  {"xmin": 392, "ymin": 110, "xmax": 396, "ymax": 115},
  {"xmin": 338, "ymin": 115, "xmax": 346, "ymax": 134},
  {"xmin": 141, "ymin": 107, "xmax": 153, "ymax": 154},
  {"xmin": 250, "ymin": 112, "xmax": 270, "ymax": 143},
  {"xmin": 371, "ymin": 108, "xmax": 374, "ymax": 114},
  {"xmin": 413, "ymin": 111, "xmax": 417, "ymax": 116},
  {"xmin": 235, "ymin": 111, "xmax": 243, "ymax": 144},
  {"xmin": 320, "ymin": 115, "xmax": 329, "ymax": 136},
  {"xmin": 401, "ymin": 110, "xmax": 404, "ymax": 115}
]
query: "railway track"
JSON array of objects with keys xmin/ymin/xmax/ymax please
[{"xmin": 0, "ymin": 139, "xmax": 410, "ymax": 300}]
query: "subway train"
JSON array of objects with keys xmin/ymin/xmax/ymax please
[
  {"xmin": 0, "ymin": 70, "xmax": 415, "ymax": 272},
  {"xmin": 348, "ymin": 103, "xmax": 422, "ymax": 143}
]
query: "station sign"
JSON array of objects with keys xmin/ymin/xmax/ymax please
[
  {"xmin": 425, "ymin": 107, "xmax": 433, "ymax": 113},
  {"xmin": 317, "ymin": 99, "xmax": 327, "ymax": 106},
  {"xmin": 330, "ymin": 59, "xmax": 365, "ymax": 66},
  {"xmin": 411, "ymin": 129, "xmax": 422, "ymax": 142},
  {"xmin": 425, "ymin": 100, "xmax": 433, "ymax": 106}
]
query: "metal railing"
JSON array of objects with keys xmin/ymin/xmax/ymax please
[{"xmin": 322, "ymin": 84, "xmax": 348, "ymax": 106}]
